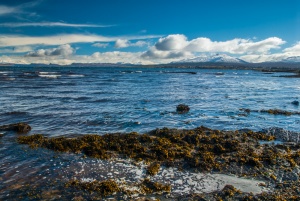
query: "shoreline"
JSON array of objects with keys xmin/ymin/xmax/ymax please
[{"xmin": 2, "ymin": 123, "xmax": 299, "ymax": 200}]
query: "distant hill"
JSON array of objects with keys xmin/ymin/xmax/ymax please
[{"xmin": 174, "ymin": 54, "xmax": 247, "ymax": 64}]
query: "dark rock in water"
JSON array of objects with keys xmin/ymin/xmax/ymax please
[
  {"xmin": 0, "ymin": 123, "xmax": 31, "ymax": 133},
  {"xmin": 176, "ymin": 104, "xmax": 190, "ymax": 114},
  {"xmin": 0, "ymin": 133, "xmax": 3, "ymax": 137},
  {"xmin": 164, "ymin": 71, "xmax": 197, "ymax": 74},
  {"xmin": 291, "ymin": 100, "xmax": 299, "ymax": 106},
  {"xmin": 214, "ymin": 72, "xmax": 225, "ymax": 75}
]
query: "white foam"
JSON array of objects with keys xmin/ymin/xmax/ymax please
[
  {"xmin": 38, "ymin": 74, "xmax": 61, "ymax": 79},
  {"xmin": 68, "ymin": 74, "xmax": 85, "ymax": 77},
  {"xmin": 38, "ymin": 72, "xmax": 57, "ymax": 75},
  {"xmin": 68, "ymin": 158, "xmax": 267, "ymax": 196}
]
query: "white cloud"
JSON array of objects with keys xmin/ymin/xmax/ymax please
[
  {"xmin": 0, "ymin": 5, "xmax": 18, "ymax": 16},
  {"xmin": 91, "ymin": 51, "xmax": 146, "ymax": 63},
  {"xmin": 114, "ymin": 39, "xmax": 148, "ymax": 48},
  {"xmin": 143, "ymin": 34, "xmax": 286, "ymax": 60},
  {"xmin": 240, "ymin": 42, "xmax": 300, "ymax": 63},
  {"xmin": 0, "ymin": 46, "xmax": 33, "ymax": 53},
  {"xmin": 25, "ymin": 44, "xmax": 75, "ymax": 57},
  {"xmin": 0, "ymin": 50, "xmax": 154, "ymax": 65},
  {"xmin": 92, "ymin": 43, "xmax": 109, "ymax": 48},
  {"xmin": 283, "ymin": 42, "xmax": 300, "ymax": 53},
  {"xmin": 0, "ymin": 22, "xmax": 113, "ymax": 28},
  {"xmin": 0, "ymin": 0, "xmax": 41, "ymax": 17},
  {"xmin": 0, "ymin": 34, "xmax": 160, "ymax": 47},
  {"xmin": 155, "ymin": 34, "xmax": 188, "ymax": 51},
  {"xmin": 142, "ymin": 47, "xmax": 193, "ymax": 59},
  {"xmin": 115, "ymin": 39, "xmax": 129, "ymax": 48}
]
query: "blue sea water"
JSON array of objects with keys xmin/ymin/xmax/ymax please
[
  {"xmin": 0, "ymin": 67, "xmax": 299, "ymax": 135},
  {"xmin": 0, "ymin": 66, "xmax": 300, "ymax": 199}
]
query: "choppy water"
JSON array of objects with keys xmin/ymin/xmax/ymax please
[{"xmin": 0, "ymin": 66, "xmax": 299, "ymax": 199}]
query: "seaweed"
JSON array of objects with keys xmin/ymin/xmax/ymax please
[
  {"xmin": 65, "ymin": 179, "xmax": 120, "ymax": 197},
  {"xmin": 147, "ymin": 162, "xmax": 161, "ymax": 176},
  {"xmin": 65, "ymin": 178, "xmax": 170, "ymax": 198},
  {"xmin": 0, "ymin": 122, "xmax": 31, "ymax": 133},
  {"xmin": 240, "ymin": 108, "xmax": 300, "ymax": 116},
  {"xmin": 176, "ymin": 104, "xmax": 190, "ymax": 114},
  {"xmin": 17, "ymin": 126, "xmax": 300, "ymax": 180},
  {"xmin": 140, "ymin": 178, "xmax": 171, "ymax": 194}
]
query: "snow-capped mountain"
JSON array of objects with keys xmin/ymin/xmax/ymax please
[
  {"xmin": 176, "ymin": 54, "xmax": 247, "ymax": 63},
  {"xmin": 281, "ymin": 56, "xmax": 300, "ymax": 63}
]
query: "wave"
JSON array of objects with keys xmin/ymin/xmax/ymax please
[
  {"xmin": 38, "ymin": 74, "xmax": 61, "ymax": 79},
  {"xmin": 38, "ymin": 72, "xmax": 58, "ymax": 75},
  {"xmin": 68, "ymin": 74, "xmax": 85, "ymax": 77}
]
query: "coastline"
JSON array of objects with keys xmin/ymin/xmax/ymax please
[{"xmin": 2, "ymin": 123, "xmax": 299, "ymax": 200}]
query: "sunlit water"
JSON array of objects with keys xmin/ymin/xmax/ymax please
[{"xmin": 0, "ymin": 66, "xmax": 299, "ymax": 199}]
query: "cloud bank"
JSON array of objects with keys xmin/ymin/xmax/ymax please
[
  {"xmin": 0, "ymin": 22, "xmax": 113, "ymax": 28},
  {"xmin": 114, "ymin": 39, "xmax": 148, "ymax": 48},
  {"xmin": 0, "ymin": 34, "xmax": 161, "ymax": 47},
  {"xmin": 142, "ymin": 34, "xmax": 286, "ymax": 60},
  {"xmin": 25, "ymin": 44, "xmax": 75, "ymax": 57},
  {"xmin": 0, "ymin": 34, "xmax": 299, "ymax": 65}
]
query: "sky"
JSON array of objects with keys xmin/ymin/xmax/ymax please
[{"xmin": 0, "ymin": 0, "xmax": 299, "ymax": 65}]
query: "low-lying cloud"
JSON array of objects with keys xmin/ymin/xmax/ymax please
[
  {"xmin": 25, "ymin": 44, "xmax": 75, "ymax": 57},
  {"xmin": 114, "ymin": 39, "xmax": 148, "ymax": 48},
  {"xmin": 0, "ymin": 34, "xmax": 160, "ymax": 47}
]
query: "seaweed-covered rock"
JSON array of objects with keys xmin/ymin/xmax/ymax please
[
  {"xmin": 176, "ymin": 104, "xmax": 190, "ymax": 114},
  {"xmin": 0, "ymin": 122, "xmax": 31, "ymax": 133},
  {"xmin": 147, "ymin": 162, "xmax": 160, "ymax": 176},
  {"xmin": 65, "ymin": 179, "xmax": 120, "ymax": 197},
  {"xmin": 291, "ymin": 100, "xmax": 299, "ymax": 106}
]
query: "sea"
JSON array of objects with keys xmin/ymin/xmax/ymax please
[{"xmin": 0, "ymin": 66, "xmax": 299, "ymax": 199}]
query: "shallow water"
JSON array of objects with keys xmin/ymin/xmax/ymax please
[
  {"xmin": 0, "ymin": 66, "xmax": 299, "ymax": 199},
  {"xmin": 1, "ymin": 67, "xmax": 299, "ymax": 135}
]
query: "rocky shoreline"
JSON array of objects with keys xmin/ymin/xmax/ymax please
[{"xmin": 1, "ymin": 122, "xmax": 297, "ymax": 200}]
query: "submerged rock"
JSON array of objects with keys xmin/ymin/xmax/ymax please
[
  {"xmin": 291, "ymin": 100, "xmax": 299, "ymax": 106},
  {"xmin": 240, "ymin": 108, "xmax": 300, "ymax": 116},
  {"xmin": 176, "ymin": 104, "xmax": 190, "ymax": 114},
  {"xmin": 0, "ymin": 122, "xmax": 31, "ymax": 133},
  {"xmin": 147, "ymin": 162, "xmax": 160, "ymax": 176}
]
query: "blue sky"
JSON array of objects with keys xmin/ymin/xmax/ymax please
[{"xmin": 0, "ymin": 0, "xmax": 299, "ymax": 64}]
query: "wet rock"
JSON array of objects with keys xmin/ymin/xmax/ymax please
[
  {"xmin": 241, "ymin": 108, "xmax": 300, "ymax": 116},
  {"xmin": 291, "ymin": 100, "xmax": 299, "ymax": 106},
  {"xmin": 262, "ymin": 127, "xmax": 300, "ymax": 143},
  {"xmin": 65, "ymin": 179, "xmax": 120, "ymax": 197},
  {"xmin": 176, "ymin": 104, "xmax": 190, "ymax": 114},
  {"xmin": 0, "ymin": 122, "xmax": 31, "ymax": 133},
  {"xmin": 147, "ymin": 162, "xmax": 160, "ymax": 176}
]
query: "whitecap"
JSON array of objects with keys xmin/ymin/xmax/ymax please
[
  {"xmin": 0, "ymin": 71, "xmax": 13, "ymax": 74},
  {"xmin": 38, "ymin": 72, "xmax": 58, "ymax": 75},
  {"xmin": 38, "ymin": 74, "xmax": 61, "ymax": 79},
  {"xmin": 68, "ymin": 74, "xmax": 85, "ymax": 77}
]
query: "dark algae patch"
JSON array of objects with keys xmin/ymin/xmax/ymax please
[
  {"xmin": 147, "ymin": 162, "xmax": 161, "ymax": 176},
  {"xmin": 65, "ymin": 179, "xmax": 120, "ymax": 197},
  {"xmin": 64, "ymin": 178, "xmax": 170, "ymax": 198},
  {"xmin": 240, "ymin": 108, "xmax": 300, "ymax": 116},
  {"xmin": 176, "ymin": 104, "xmax": 190, "ymax": 114},
  {"xmin": 0, "ymin": 122, "xmax": 31, "ymax": 133},
  {"xmin": 17, "ymin": 126, "xmax": 299, "ymax": 176}
]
